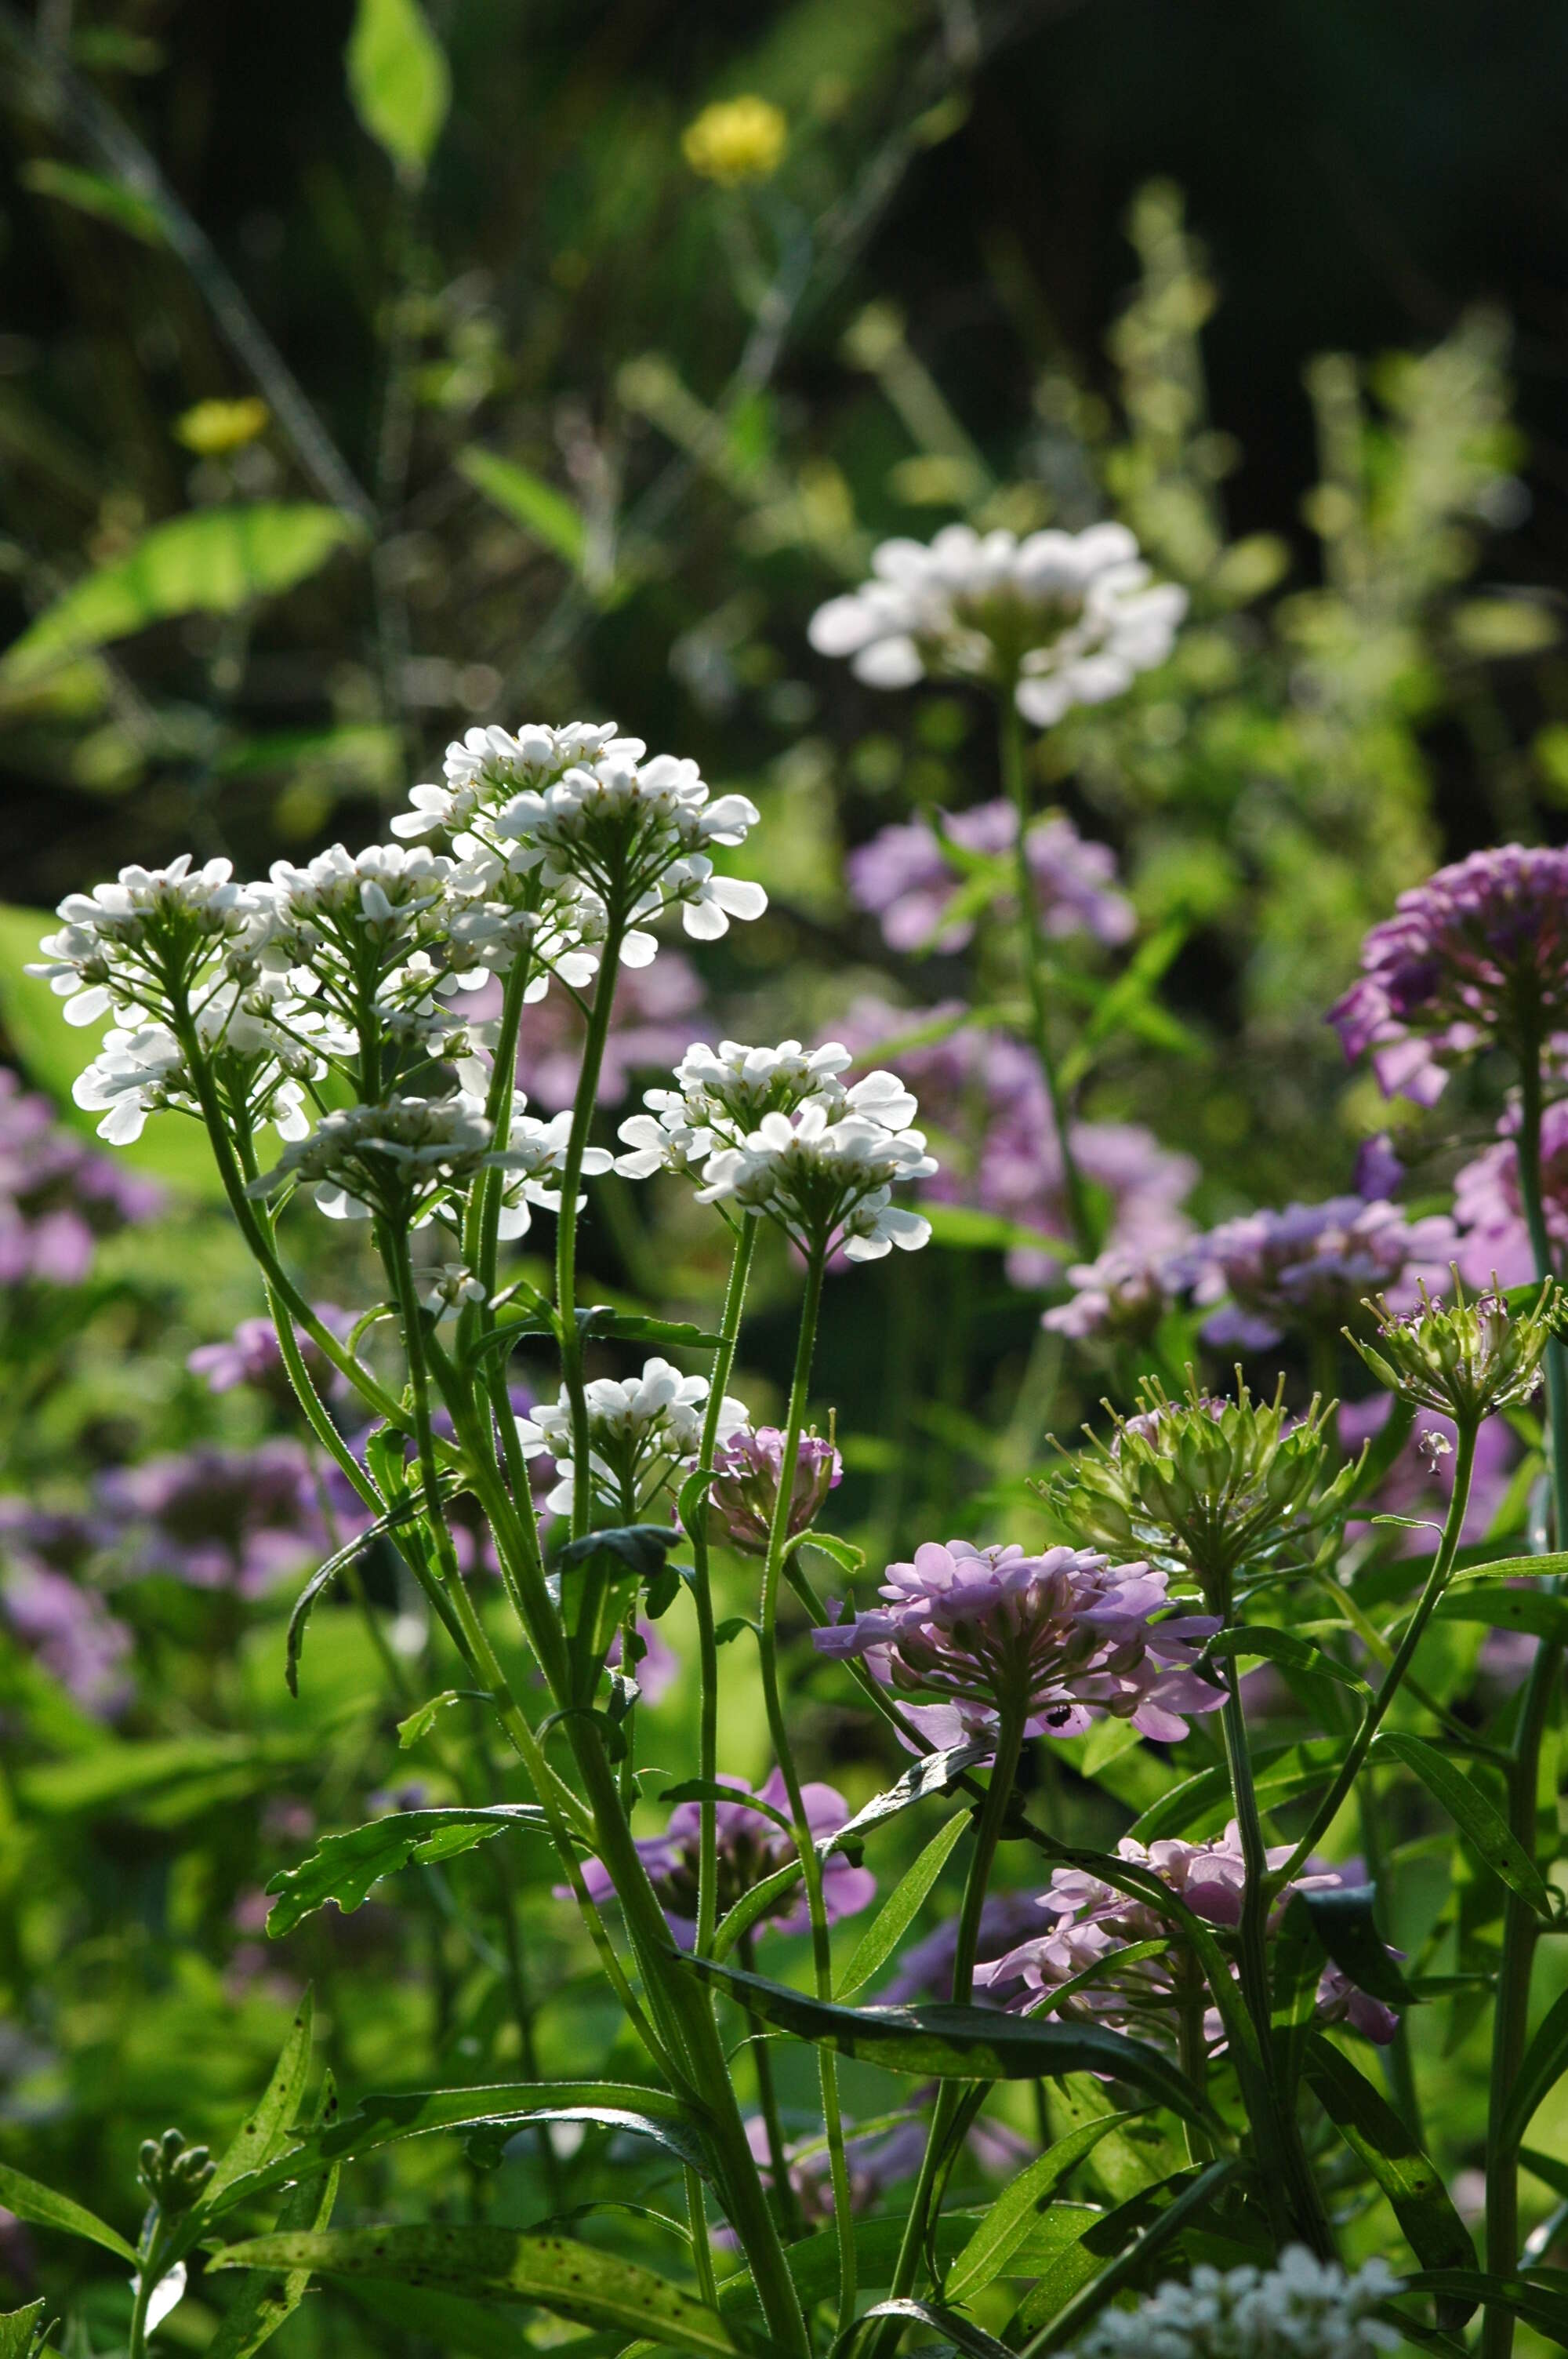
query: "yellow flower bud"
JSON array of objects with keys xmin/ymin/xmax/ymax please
[
  {"xmin": 681, "ymin": 96, "xmax": 787, "ymax": 187},
  {"xmin": 173, "ymin": 397, "xmax": 270, "ymax": 456}
]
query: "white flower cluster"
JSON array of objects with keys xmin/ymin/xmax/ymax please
[
  {"xmin": 615, "ymin": 1038, "xmax": 935, "ymax": 1259},
  {"xmin": 31, "ymin": 857, "xmax": 264, "ymax": 1030},
  {"xmin": 71, "ymin": 970, "xmax": 341, "ymax": 1146},
  {"xmin": 391, "ymin": 719, "xmax": 768, "ymax": 951},
  {"xmin": 808, "ymin": 522, "xmax": 1185, "ymax": 726},
  {"xmin": 517, "ymin": 1354, "xmax": 749, "ymax": 1518},
  {"xmin": 1062, "ymin": 2249, "xmax": 1402, "ymax": 2359},
  {"xmin": 243, "ymin": 1089, "xmax": 608, "ymax": 1235}
]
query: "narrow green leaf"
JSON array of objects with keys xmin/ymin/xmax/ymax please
[
  {"xmin": 682, "ymin": 1955, "xmax": 1219, "ymax": 2130},
  {"xmin": 720, "ymin": 2211, "xmax": 990, "ymax": 2317},
  {"xmin": 18, "ymin": 160, "xmax": 167, "ymax": 245},
  {"xmin": 203, "ymin": 1990, "xmax": 316, "ymax": 2208},
  {"xmin": 1435, "ymin": 1587, "xmax": 1568, "ymax": 1645},
  {"xmin": 346, "ymin": 0, "xmax": 450, "ymax": 175},
  {"xmin": 1442, "ymin": 1551, "xmax": 1568, "ymax": 1584},
  {"xmin": 1297, "ymin": 1885, "xmax": 1417, "ymax": 2009},
  {"xmin": 343, "ymin": 2281, "xmax": 539, "ymax": 2357},
  {"xmin": 556, "ymin": 1523, "xmax": 688, "ymax": 1579},
  {"xmin": 859, "ymin": 2300, "xmax": 1013, "ymax": 2359},
  {"xmin": 1, "ymin": 507, "xmax": 362, "ymax": 685},
  {"xmin": 287, "ymin": 1492, "xmax": 436, "ymax": 1696},
  {"xmin": 1498, "ymin": 1985, "xmax": 1568, "ymax": 2157},
  {"xmin": 1373, "ymin": 1732, "xmax": 1555, "ymax": 1917},
  {"xmin": 837, "ymin": 1812, "xmax": 968, "ymax": 1998},
  {"xmin": 1126, "ymin": 1740, "xmax": 1338, "ymax": 1844},
  {"xmin": 1303, "ymin": 2036, "xmax": 1476, "ymax": 2296},
  {"xmin": 1523, "ymin": 2147, "xmax": 1568, "ymax": 2202},
  {"xmin": 458, "ymin": 449, "xmax": 587, "ymax": 570},
  {"xmin": 1202, "ymin": 1625, "xmax": 1366, "ymax": 1692},
  {"xmin": 922, "ymin": 1203, "xmax": 1069, "ymax": 1260},
  {"xmin": 0, "ymin": 2162, "xmax": 136, "ymax": 2263},
  {"xmin": 211, "ymin": 2229, "xmax": 745, "ymax": 2356},
  {"xmin": 265, "ymin": 1807, "xmax": 550, "ymax": 1936},
  {"xmin": 463, "ymin": 2105, "xmax": 713, "ymax": 2178},
  {"xmin": 205, "ymin": 2071, "xmax": 339, "ymax": 2359},
  {"xmin": 944, "ymin": 2112, "xmax": 1140, "ymax": 2300},
  {"xmin": 1013, "ymin": 2162, "xmax": 1242, "ymax": 2353},
  {"xmin": 396, "ymin": 1691, "xmax": 465, "ymax": 1749},
  {"xmin": 1401, "ymin": 2270, "xmax": 1568, "ymax": 2344}
]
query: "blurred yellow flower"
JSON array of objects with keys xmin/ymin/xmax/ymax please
[
  {"xmin": 681, "ymin": 96, "xmax": 786, "ymax": 187},
  {"xmin": 173, "ymin": 397, "xmax": 270, "ymax": 456}
]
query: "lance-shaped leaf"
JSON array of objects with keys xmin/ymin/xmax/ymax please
[
  {"xmin": 1200, "ymin": 1624, "xmax": 1366, "ymax": 1692},
  {"xmin": 943, "ymin": 2112, "xmax": 1142, "ymax": 2300},
  {"xmin": 1127, "ymin": 1739, "xmax": 1339, "ymax": 1845},
  {"xmin": 286, "ymin": 1492, "xmax": 438, "ymax": 1697},
  {"xmin": 681, "ymin": 1955, "xmax": 1221, "ymax": 2131},
  {"xmin": 1373, "ymin": 1732, "xmax": 1556, "ymax": 1917},
  {"xmin": 1435, "ymin": 1586, "xmax": 1568, "ymax": 1645},
  {"xmin": 0, "ymin": 2302, "xmax": 45, "ymax": 2359},
  {"xmin": 463, "ymin": 2104, "xmax": 713, "ymax": 2177},
  {"xmin": 1303, "ymin": 2036, "xmax": 1476, "ymax": 2311},
  {"xmin": 1401, "ymin": 2270, "xmax": 1568, "ymax": 2344},
  {"xmin": 1296, "ymin": 1884, "xmax": 1417, "ymax": 2010},
  {"xmin": 858, "ymin": 2301, "xmax": 1014, "ymax": 2359},
  {"xmin": 458, "ymin": 449, "xmax": 588, "ymax": 571},
  {"xmin": 205, "ymin": 2071, "xmax": 339, "ymax": 2359},
  {"xmin": 209, "ymin": 2228, "xmax": 749, "ymax": 2357},
  {"xmin": 201, "ymin": 1991, "xmax": 317, "ymax": 2212},
  {"xmin": 0, "ymin": 2162, "xmax": 136, "ymax": 2263},
  {"xmin": 346, "ymin": 0, "xmax": 449, "ymax": 176},
  {"xmin": 1012, "ymin": 2161, "xmax": 1243, "ymax": 2350},
  {"xmin": 837, "ymin": 1812, "xmax": 969, "ymax": 1998},
  {"xmin": 720, "ymin": 2211, "xmax": 992, "ymax": 2318},
  {"xmin": 1497, "ymin": 1985, "xmax": 1568, "ymax": 2158},
  {"xmin": 265, "ymin": 1807, "xmax": 550, "ymax": 1937}
]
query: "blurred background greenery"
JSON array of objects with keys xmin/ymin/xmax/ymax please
[{"xmin": 3, "ymin": 1, "xmax": 1568, "ymax": 2349}]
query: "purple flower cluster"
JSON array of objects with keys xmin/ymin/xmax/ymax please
[
  {"xmin": 830, "ymin": 1000, "xmax": 1195, "ymax": 1286},
  {"xmin": 847, "ymin": 803, "xmax": 1134, "ymax": 957},
  {"xmin": 707, "ymin": 1427, "xmax": 842, "ymax": 1555},
  {"xmin": 812, "ymin": 1539, "xmax": 1221, "ymax": 1743},
  {"xmin": 0, "ymin": 1500, "xmax": 131, "ymax": 1717},
  {"xmin": 187, "ymin": 1303, "xmax": 354, "ymax": 1408},
  {"xmin": 98, "ymin": 1441, "xmax": 337, "ymax": 1598},
  {"xmin": 1453, "ymin": 1097, "xmax": 1568, "ymax": 1290},
  {"xmin": 1330, "ymin": 845, "xmax": 1568, "ymax": 1102},
  {"xmin": 0, "ymin": 1067, "xmax": 160, "ymax": 1287},
  {"xmin": 975, "ymin": 1826, "xmax": 1399, "ymax": 2048},
  {"xmin": 576, "ymin": 1768, "xmax": 875, "ymax": 1947},
  {"xmin": 1171, "ymin": 1196, "xmax": 1461, "ymax": 1350}
]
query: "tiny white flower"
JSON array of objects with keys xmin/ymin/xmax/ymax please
[{"xmin": 517, "ymin": 1354, "xmax": 749, "ymax": 1516}]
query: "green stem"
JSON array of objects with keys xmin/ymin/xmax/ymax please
[
  {"xmin": 1356, "ymin": 1770, "xmax": 1424, "ymax": 2143},
  {"xmin": 1276, "ymin": 1419, "xmax": 1479, "ymax": 1885},
  {"xmin": 557, "ymin": 918, "xmax": 626, "ymax": 1539},
  {"xmin": 873, "ymin": 1712, "xmax": 1027, "ymax": 2357},
  {"xmin": 1483, "ymin": 1048, "xmax": 1568, "ymax": 2359},
  {"xmin": 741, "ymin": 1927, "xmax": 806, "ymax": 2242},
  {"xmin": 756, "ymin": 1241, "xmax": 856, "ymax": 2333},
  {"xmin": 695, "ymin": 1216, "xmax": 758, "ymax": 1957},
  {"xmin": 998, "ymin": 691, "xmax": 1092, "ymax": 1256}
]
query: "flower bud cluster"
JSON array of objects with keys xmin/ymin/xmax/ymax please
[
  {"xmin": 707, "ymin": 1424, "xmax": 842, "ymax": 1555},
  {"xmin": 137, "ymin": 2126, "xmax": 214, "ymax": 2215},
  {"xmin": 1059, "ymin": 2248, "xmax": 1401, "ymax": 2359},
  {"xmin": 1047, "ymin": 1380, "xmax": 1359, "ymax": 1613},
  {"xmin": 517, "ymin": 1353, "xmax": 749, "ymax": 1518},
  {"xmin": 812, "ymin": 1537, "xmax": 1221, "ymax": 1743},
  {"xmin": 1352, "ymin": 1277, "xmax": 1558, "ymax": 1424}
]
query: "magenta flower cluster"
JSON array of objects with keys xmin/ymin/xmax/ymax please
[
  {"xmin": 975, "ymin": 1825, "xmax": 1399, "ymax": 2048},
  {"xmin": 847, "ymin": 802, "xmax": 1133, "ymax": 957},
  {"xmin": 1329, "ymin": 844, "xmax": 1568, "ymax": 1102},
  {"xmin": 811, "ymin": 1539, "xmax": 1221, "ymax": 1743}
]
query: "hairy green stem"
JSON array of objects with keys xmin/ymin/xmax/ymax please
[
  {"xmin": 1483, "ymin": 1046, "xmax": 1568, "ymax": 2359},
  {"xmin": 695, "ymin": 1216, "xmax": 758, "ymax": 1957},
  {"xmin": 998, "ymin": 690, "xmax": 1092, "ymax": 1256},
  {"xmin": 556, "ymin": 917, "xmax": 627, "ymax": 1538}
]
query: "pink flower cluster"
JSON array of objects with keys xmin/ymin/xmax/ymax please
[
  {"xmin": 1170, "ymin": 1195, "xmax": 1461, "ymax": 1350},
  {"xmin": 975, "ymin": 1825, "xmax": 1399, "ymax": 2048},
  {"xmin": 847, "ymin": 802, "xmax": 1134, "ymax": 957},
  {"xmin": 707, "ymin": 1426, "xmax": 842, "ymax": 1555},
  {"xmin": 811, "ymin": 1538, "xmax": 1221, "ymax": 1743},
  {"xmin": 0, "ymin": 1066, "xmax": 160, "ymax": 1287},
  {"xmin": 1329, "ymin": 844, "xmax": 1568, "ymax": 1103},
  {"xmin": 1452, "ymin": 1096, "xmax": 1568, "ymax": 1290}
]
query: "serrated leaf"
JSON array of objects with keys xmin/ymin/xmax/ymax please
[
  {"xmin": 0, "ymin": 2162, "xmax": 136, "ymax": 2263},
  {"xmin": 1, "ymin": 507, "xmax": 362, "ymax": 685},
  {"xmin": 202, "ymin": 1990, "xmax": 316, "ymax": 2211},
  {"xmin": 458, "ymin": 449, "xmax": 587, "ymax": 570},
  {"xmin": 19, "ymin": 159, "xmax": 167, "ymax": 245},
  {"xmin": 837, "ymin": 1812, "xmax": 968, "ymax": 1998},
  {"xmin": 0, "ymin": 2302, "xmax": 46, "ymax": 2359},
  {"xmin": 944, "ymin": 2112, "xmax": 1140, "ymax": 2300},
  {"xmin": 210, "ymin": 2228, "xmax": 746, "ymax": 2355},
  {"xmin": 1373, "ymin": 1732, "xmax": 1555, "ymax": 1917},
  {"xmin": 682, "ymin": 1956, "xmax": 1217, "ymax": 2128},
  {"xmin": 265, "ymin": 1807, "xmax": 550, "ymax": 1936},
  {"xmin": 396, "ymin": 1691, "xmax": 466, "ymax": 1749},
  {"xmin": 1303, "ymin": 2036, "xmax": 1475, "ymax": 2303},
  {"xmin": 346, "ymin": 0, "xmax": 450, "ymax": 176}
]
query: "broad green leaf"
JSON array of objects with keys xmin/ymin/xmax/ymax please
[
  {"xmin": 1303, "ymin": 2037, "xmax": 1476, "ymax": 2300},
  {"xmin": 211, "ymin": 2229, "xmax": 745, "ymax": 2356},
  {"xmin": 2, "ymin": 506, "xmax": 363, "ymax": 685},
  {"xmin": 346, "ymin": 0, "xmax": 450, "ymax": 176},
  {"xmin": 1373, "ymin": 1732, "xmax": 1555, "ymax": 1917},
  {"xmin": 17, "ymin": 160, "xmax": 167, "ymax": 245},
  {"xmin": 458, "ymin": 449, "xmax": 587, "ymax": 570},
  {"xmin": 1400, "ymin": 2269, "xmax": 1568, "ymax": 2344},
  {"xmin": 265, "ymin": 1807, "xmax": 550, "ymax": 1936},
  {"xmin": 202, "ymin": 1991, "xmax": 316, "ymax": 2211},
  {"xmin": 0, "ymin": 2303, "xmax": 45, "ymax": 2359},
  {"xmin": 944, "ymin": 2112, "xmax": 1140, "ymax": 2300},
  {"xmin": 17, "ymin": 1732, "xmax": 314, "ymax": 1819},
  {"xmin": 682, "ymin": 1956, "xmax": 1218, "ymax": 2130},
  {"xmin": 1435, "ymin": 1586, "xmax": 1568, "ymax": 1645},
  {"xmin": 1296, "ymin": 1885, "xmax": 1417, "ymax": 2009},
  {"xmin": 0, "ymin": 2162, "xmax": 136, "ymax": 2263},
  {"xmin": 205, "ymin": 2071, "xmax": 339, "ymax": 2359},
  {"xmin": 1497, "ymin": 1985, "xmax": 1568, "ymax": 2157},
  {"xmin": 837, "ymin": 1811, "xmax": 968, "ymax": 1997},
  {"xmin": 720, "ymin": 2210, "xmax": 991, "ymax": 2317}
]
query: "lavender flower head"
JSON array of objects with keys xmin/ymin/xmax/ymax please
[
  {"xmin": 575, "ymin": 1768, "xmax": 875, "ymax": 1947},
  {"xmin": 847, "ymin": 801, "xmax": 1133, "ymax": 955},
  {"xmin": 0, "ymin": 1067, "xmax": 161, "ymax": 1287},
  {"xmin": 1171, "ymin": 1196, "xmax": 1461, "ymax": 1350},
  {"xmin": 187, "ymin": 1303, "xmax": 354, "ymax": 1407},
  {"xmin": 1454, "ymin": 1096, "xmax": 1568, "ymax": 1290},
  {"xmin": 1044, "ymin": 1244, "xmax": 1178, "ymax": 1346},
  {"xmin": 97, "ymin": 1440, "xmax": 332, "ymax": 1598},
  {"xmin": 1330, "ymin": 845, "xmax": 1568, "ymax": 1103},
  {"xmin": 808, "ymin": 522, "xmax": 1185, "ymax": 725},
  {"xmin": 977, "ymin": 1826, "xmax": 1399, "ymax": 2048},
  {"xmin": 707, "ymin": 1426, "xmax": 843, "ymax": 1555},
  {"xmin": 1, "ymin": 1558, "xmax": 132, "ymax": 1716},
  {"xmin": 812, "ymin": 1539, "xmax": 1221, "ymax": 1743}
]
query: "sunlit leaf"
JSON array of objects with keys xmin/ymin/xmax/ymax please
[
  {"xmin": 0, "ymin": 2161, "xmax": 136, "ymax": 2263},
  {"xmin": 0, "ymin": 2302, "xmax": 45, "ymax": 2359},
  {"xmin": 205, "ymin": 2071, "xmax": 339, "ymax": 2359},
  {"xmin": 265, "ymin": 1807, "xmax": 550, "ymax": 1936},
  {"xmin": 459, "ymin": 449, "xmax": 587, "ymax": 570},
  {"xmin": 1373, "ymin": 1732, "xmax": 1555, "ymax": 1917},
  {"xmin": 202, "ymin": 1991, "xmax": 316, "ymax": 2211},
  {"xmin": 18, "ymin": 159, "xmax": 167, "ymax": 246},
  {"xmin": 346, "ymin": 0, "xmax": 451, "ymax": 176},
  {"xmin": 1, "ymin": 506, "xmax": 363, "ymax": 685},
  {"xmin": 944, "ymin": 2111, "xmax": 1142, "ymax": 2299},
  {"xmin": 837, "ymin": 1810, "xmax": 968, "ymax": 1997}
]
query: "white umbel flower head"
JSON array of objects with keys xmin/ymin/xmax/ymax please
[
  {"xmin": 1060, "ymin": 2248, "xmax": 1402, "ymax": 2359},
  {"xmin": 71, "ymin": 973, "xmax": 332, "ymax": 1146},
  {"xmin": 29, "ymin": 856, "xmax": 261, "ymax": 1030},
  {"xmin": 517, "ymin": 1355, "xmax": 750, "ymax": 1518},
  {"xmin": 245, "ymin": 1092, "xmax": 500, "ymax": 1224},
  {"xmin": 615, "ymin": 1038, "xmax": 919, "ymax": 1180},
  {"xmin": 808, "ymin": 522, "xmax": 1185, "ymax": 726},
  {"xmin": 391, "ymin": 722, "xmax": 630, "ymax": 845},
  {"xmin": 695, "ymin": 1100, "xmax": 936, "ymax": 1261}
]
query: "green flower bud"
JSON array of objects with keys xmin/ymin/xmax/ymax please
[{"xmin": 1350, "ymin": 1277, "xmax": 1559, "ymax": 1427}]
